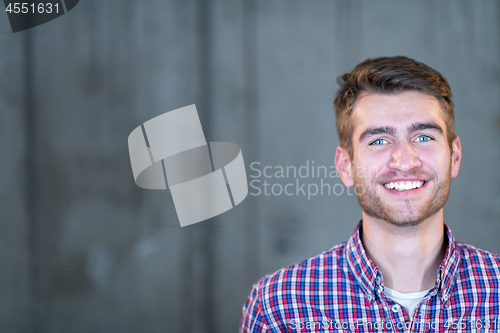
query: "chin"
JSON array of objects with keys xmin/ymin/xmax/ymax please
[
  {"xmin": 383, "ymin": 217, "xmax": 425, "ymax": 228},
  {"xmin": 363, "ymin": 205, "xmax": 431, "ymax": 227}
]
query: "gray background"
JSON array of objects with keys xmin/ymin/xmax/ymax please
[{"xmin": 1, "ymin": 0, "xmax": 499, "ymax": 332}]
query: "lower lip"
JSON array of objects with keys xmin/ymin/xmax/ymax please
[{"xmin": 381, "ymin": 181, "xmax": 428, "ymax": 196}]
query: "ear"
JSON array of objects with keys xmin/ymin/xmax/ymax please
[
  {"xmin": 335, "ymin": 146, "xmax": 354, "ymax": 187},
  {"xmin": 451, "ymin": 136, "xmax": 462, "ymax": 178}
]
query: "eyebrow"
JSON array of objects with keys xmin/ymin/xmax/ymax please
[
  {"xmin": 408, "ymin": 122, "xmax": 443, "ymax": 134},
  {"xmin": 359, "ymin": 126, "xmax": 395, "ymax": 142},
  {"xmin": 359, "ymin": 122, "xmax": 444, "ymax": 142}
]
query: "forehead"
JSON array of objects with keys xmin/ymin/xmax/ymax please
[{"xmin": 351, "ymin": 91, "xmax": 446, "ymax": 137}]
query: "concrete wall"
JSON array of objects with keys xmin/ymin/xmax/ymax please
[{"xmin": 1, "ymin": 1, "xmax": 499, "ymax": 332}]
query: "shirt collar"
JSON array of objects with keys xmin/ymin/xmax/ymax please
[
  {"xmin": 345, "ymin": 220, "xmax": 461, "ymax": 306},
  {"xmin": 437, "ymin": 222, "xmax": 461, "ymax": 306}
]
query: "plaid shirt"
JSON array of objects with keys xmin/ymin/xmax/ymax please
[{"xmin": 240, "ymin": 222, "xmax": 500, "ymax": 332}]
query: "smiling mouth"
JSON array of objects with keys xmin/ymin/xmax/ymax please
[{"xmin": 383, "ymin": 180, "xmax": 425, "ymax": 191}]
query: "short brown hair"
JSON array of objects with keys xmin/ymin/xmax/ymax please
[{"xmin": 334, "ymin": 56, "xmax": 456, "ymax": 159}]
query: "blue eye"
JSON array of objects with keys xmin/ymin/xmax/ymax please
[
  {"xmin": 371, "ymin": 139, "xmax": 387, "ymax": 145},
  {"xmin": 416, "ymin": 135, "xmax": 431, "ymax": 142}
]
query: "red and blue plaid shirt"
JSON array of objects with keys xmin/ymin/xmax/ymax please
[{"xmin": 240, "ymin": 222, "xmax": 500, "ymax": 332}]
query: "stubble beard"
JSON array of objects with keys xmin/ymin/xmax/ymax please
[{"xmin": 353, "ymin": 167, "xmax": 452, "ymax": 228}]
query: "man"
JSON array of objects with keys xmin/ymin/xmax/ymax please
[{"xmin": 240, "ymin": 57, "xmax": 500, "ymax": 332}]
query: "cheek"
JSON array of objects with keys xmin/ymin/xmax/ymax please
[
  {"xmin": 418, "ymin": 151, "xmax": 450, "ymax": 174},
  {"xmin": 353, "ymin": 151, "xmax": 389, "ymax": 180}
]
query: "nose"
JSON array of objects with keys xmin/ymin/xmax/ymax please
[{"xmin": 389, "ymin": 141, "xmax": 421, "ymax": 171}]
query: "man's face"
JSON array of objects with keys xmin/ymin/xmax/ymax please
[{"xmin": 337, "ymin": 91, "xmax": 461, "ymax": 227}]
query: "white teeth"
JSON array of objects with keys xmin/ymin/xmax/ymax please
[{"xmin": 383, "ymin": 181, "xmax": 424, "ymax": 191}]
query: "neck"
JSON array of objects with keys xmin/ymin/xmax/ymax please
[{"xmin": 360, "ymin": 210, "xmax": 447, "ymax": 293}]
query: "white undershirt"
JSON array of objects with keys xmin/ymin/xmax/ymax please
[{"xmin": 384, "ymin": 287, "xmax": 430, "ymax": 316}]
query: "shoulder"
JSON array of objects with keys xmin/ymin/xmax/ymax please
[
  {"xmin": 259, "ymin": 242, "xmax": 348, "ymax": 291},
  {"xmin": 456, "ymin": 242, "xmax": 500, "ymax": 276},
  {"xmin": 250, "ymin": 242, "xmax": 352, "ymax": 311},
  {"xmin": 242, "ymin": 243, "xmax": 348, "ymax": 330}
]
